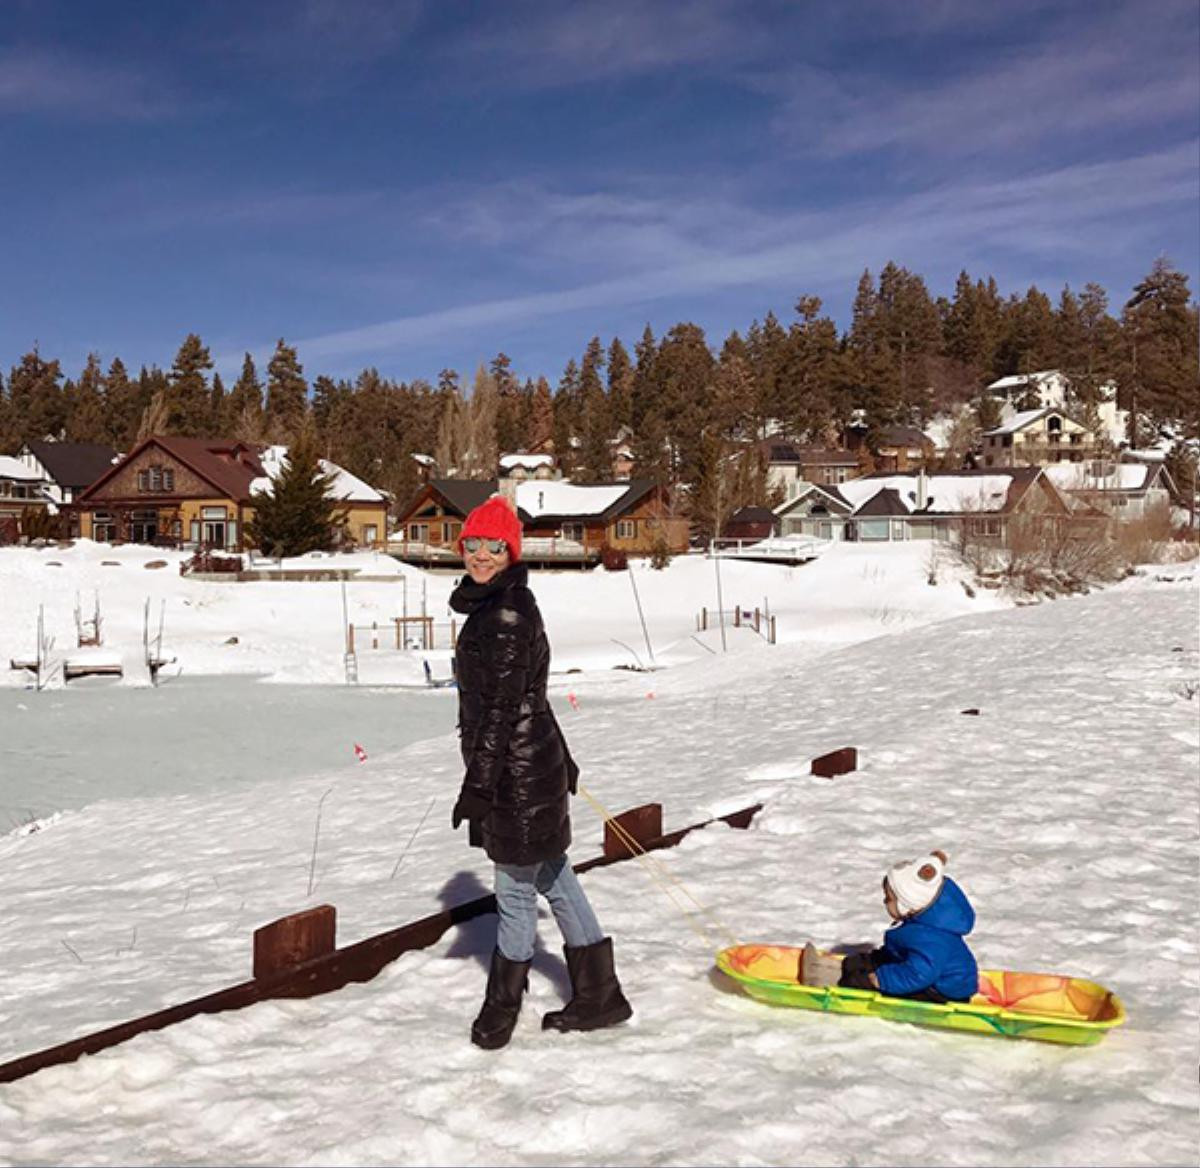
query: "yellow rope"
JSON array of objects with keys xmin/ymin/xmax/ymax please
[{"xmin": 578, "ymin": 783, "xmax": 740, "ymax": 950}]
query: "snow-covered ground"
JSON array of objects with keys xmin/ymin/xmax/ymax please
[{"xmin": 0, "ymin": 540, "xmax": 1196, "ymax": 1166}]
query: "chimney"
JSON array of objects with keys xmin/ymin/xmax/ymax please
[
  {"xmin": 916, "ymin": 467, "xmax": 928, "ymax": 511},
  {"xmin": 498, "ymin": 476, "xmax": 518, "ymax": 505}
]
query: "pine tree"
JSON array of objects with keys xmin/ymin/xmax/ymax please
[
  {"xmin": 265, "ymin": 339, "xmax": 308, "ymax": 441},
  {"xmin": 167, "ymin": 334, "xmax": 214, "ymax": 436},
  {"xmin": 209, "ymin": 372, "xmax": 227, "ymax": 435},
  {"xmin": 529, "ymin": 376, "xmax": 554, "ymax": 451},
  {"xmin": 66, "ymin": 353, "xmax": 107, "ymax": 442},
  {"xmin": 578, "ymin": 336, "xmax": 611, "ymax": 479},
  {"xmin": 491, "ymin": 352, "xmax": 525, "ymax": 453},
  {"xmin": 1119, "ymin": 257, "xmax": 1199, "ymax": 434},
  {"xmin": 247, "ymin": 425, "xmax": 340, "ymax": 557},
  {"xmin": 606, "ymin": 336, "xmax": 635, "ymax": 432},
  {"xmin": 461, "ymin": 365, "xmax": 499, "ymax": 479},
  {"xmin": 227, "ymin": 353, "xmax": 264, "ymax": 439},
  {"xmin": 8, "ymin": 349, "xmax": 66, "ymax": 444},
  {"xmin": 102, "ymin": 358, "xmax": 138, "ymax": 449},
  {"xmin": 553, "ymin": 358, "xmax": 582, "ymax": 474},
  {"xmin": 654, "ymin": 322, "xmax": 715, "ymax": 485},
  {"xmin": 0, "ymin": 371, "xmax": 13, "ymax": 452}
]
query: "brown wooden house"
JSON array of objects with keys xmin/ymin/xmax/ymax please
[
  {"xmin": 73, "ymin": 436, "xmax": 387, "ymax": 550},
  {"xmin": 393, "ymin": 478, "xmax": 689, "ymax": 565}
]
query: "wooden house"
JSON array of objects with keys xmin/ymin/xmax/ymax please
[
  {"xmin": 392, "ymin": 478, "xmax": 689, "ymax": 565},
  {"xmin": 73, "ymin": 436, "xmax": 387, "ymax": 550}
]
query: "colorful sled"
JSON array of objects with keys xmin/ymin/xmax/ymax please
[{"xmin": 716, "ymin": 945, "xmax": 1126, "ymax": 1046}]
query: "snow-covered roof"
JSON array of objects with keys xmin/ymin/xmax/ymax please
[
  {"xmin": 984, "ymin": 408, "xmax": 1052, "ymax": 436},
  {"xmin": 838, "ymin": 473, "xmax": 1015, "ymax": 514},
  {"xmin": 411, "ymin": 453, "xmax": 436, "ymax": 467},
  {"xmin": 987, "ymin": 370, "xmax": 1061, "ymax": 390},
  {"xmin": 1044, "ymin": 462, "xmax": 1152, "ymax": 493},
  {"xmin": 515, "ymin": 480, "xmax": 628, "ymax": 518},
  {"xmin": 500, "ymin": 453, "xmax": 554, "ymax": 470},
  {"xmin": 253, "ymin": 446, "xmax": 385, "ymax": 503},
  {"xmin": 0, "ymin": 455, "xmax": 46, "ymax": 482}
]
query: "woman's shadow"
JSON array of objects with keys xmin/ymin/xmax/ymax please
[{"xmin": 438, "ymin": 869, "xmax": 571, "ymax": 998}]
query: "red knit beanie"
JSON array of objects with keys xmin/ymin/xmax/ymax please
[{"xmin": 459, "ymin": 494, "xmax": 522, "ymax": 562}]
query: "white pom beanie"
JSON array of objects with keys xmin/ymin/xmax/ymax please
[{"xmin": 885, "ymin": 851, "xmax": 947, "ymax": 917}]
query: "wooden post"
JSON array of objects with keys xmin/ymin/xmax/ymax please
[
  {"xmin": 734, "ymin": 607, "xmax": 741, "ymax": 629},
  {"xmin": 603, "ymin": 803, "xmax": 663, "ymax": 860},
  {"xmin": 811, "ymin": 747, "xmax": 858, "ymax": 779},
  {"xmin": 769, "ymin": 615, "xmax": 776, "ymax": 644},
  {"xmin": 253, "ymin": 905, "xmax": 336, "ymax": 980},
  {"xmin": 371, "ymin": 621, "xmax": 379, "ymax": 650},
  {"xmin": 395, "ymin": 618, "xmax": 402, "ymax": 650},
  {"xmin": 348, "ymin": 625, "xmax": 355, "ymax": 654}
]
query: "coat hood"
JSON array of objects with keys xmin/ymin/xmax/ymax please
[{"xmin": 908, "ymin": 877, "xmax": 975, "ymax": 937}]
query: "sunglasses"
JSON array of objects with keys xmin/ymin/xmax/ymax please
[{"xmin": 463, "ymin": 537, "xmax": 507, "ymax": 555}]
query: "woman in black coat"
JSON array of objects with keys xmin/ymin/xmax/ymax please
[{"xmin": 449, "ymin": 495, "xmax": 632, "ymax": 1050}]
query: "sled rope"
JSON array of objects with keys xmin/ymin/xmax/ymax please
[{"xmin": 578, "ymin": 783, "xmax": 740, "ymax": 950}]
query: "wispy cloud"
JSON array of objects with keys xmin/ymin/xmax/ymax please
[
  {"xmin": 238, "ymin": 144, "xmax": 1194, "ymax": 369},
  {"xmin": 762, "ymin": 3, "xmax": 1199, "ymax": 160},
  {"xmin": 0, "ymin": 48, "xmax": 176, "ymax": 120},
  {"xmin": 444, "ymin": 0, "xmax": 768, "ymax": 89}
]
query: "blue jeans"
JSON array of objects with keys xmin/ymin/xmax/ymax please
[{"xmin": 494, "ymin": 855, "xmax": 605, "ymax": 962}]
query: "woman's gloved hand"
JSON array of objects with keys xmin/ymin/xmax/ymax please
[{"xmin": 451, "ymin": 789, "xmax": 492, "ymax": 830}]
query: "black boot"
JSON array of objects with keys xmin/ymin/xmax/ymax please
[
  {"xmin": 542, "ymin": 937, "xmax": 633, "ymax": 1033},
  {"xmin": 471, "ymin": 948, "xmax": 532, "ymax": 1050}
]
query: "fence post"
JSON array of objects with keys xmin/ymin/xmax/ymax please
[
  {"xmin": 734, "ymin": 607, "xmax": 740, "ymax": 628},
  {"xmin": 769, "ymin": 615, "xmax": 776, "ymax": 644},
  {"xmin": 395, "ymin": 619, "xmax": 402, "ymax": 650},
  {"xmin": 371, "ymin": 621, "xmax": 379, "ymax": 650},
  {"xmin": 348, "ymin": 625, "xmax": 355, "ymax": 654}
]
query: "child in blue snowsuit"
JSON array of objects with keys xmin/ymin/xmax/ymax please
[{"xmin": 837, "ymin": 850, "xmax": 979, "ymax": 1003}]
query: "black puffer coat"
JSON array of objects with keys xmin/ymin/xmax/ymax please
[{"xmin": 450, "ymin": 563, "xmax": 577, "ymax": 865}]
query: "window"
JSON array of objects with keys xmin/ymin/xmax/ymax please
[
  {"xmin": 201, "ymin": 506, "xmax": 227, "ymax": 548},
  {"xmin": 409, "ymin": 522, "xmax": 429, "ymax": 543},
  {"xmin": 130, "ymin": 509, "xmax": 158, "ymax": 544},
  {"xmin": 93, "ymin": 510, "xmax": 116, "ymax": 542},
  {"xmin": 859, "ymin": 519, "xmax": 890, "ymax": 541},
  {"xmin": 138, "ymin": 465, "xmax": 175, "ymax": 492},
  {"xmin": 615, "ymin": 519, "xmax": 636, "ymax": 539},
  {"xmin": 822, "ymin": 466, "xmax": 851, "ymax": 485},
  {"xmin": 363, "ymin": 524, "xmax": 378, "ymax": 545},
  {"xmin": 969, "ymin": 517, "xmax": 1001, "ymax": 537},
  {"xmin": 561, "ymin": 522, "xmax": 584, "ymax": 543}
]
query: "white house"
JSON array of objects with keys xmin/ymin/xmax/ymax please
[
  {"xmin": 981, "ymin": 408, "xmax": 1098, "ymax": 468},
  {"xmin": 1044, "ymin": 460, "xmax": 1179, "ymax": 522},
  {"xmin": 986, "ymin": 369, "xmax": 1128, "ymax": 448}
]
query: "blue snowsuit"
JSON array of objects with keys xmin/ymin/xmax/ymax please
[{"xmin": 873, "ymin": 877, "xmax": 978, "ymax": 1001}]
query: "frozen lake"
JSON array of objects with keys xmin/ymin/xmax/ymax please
[{"xmin": 0, "ymin": 677, "xmax": 458, "ymax": 827}]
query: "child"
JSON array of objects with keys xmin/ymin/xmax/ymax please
[{"xmin": 802, "ymin": 850, "xmax": 979, "ymax": 1003}]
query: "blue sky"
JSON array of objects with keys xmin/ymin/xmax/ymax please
[{"xmin": 1, "ymin": 0, "xmax": 1197, "ymax": 387}]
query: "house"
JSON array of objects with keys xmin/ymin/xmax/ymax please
[
  {"xmin": 774, "ymin": 468, "xmax": 1073, "ymax": 544},
  {"xmin": 981, "ymin": 408, "xmax": 1099, "ymax": 468},
  {"xmin": 392, "ymin": 478, "xmax": 690, "ymax": 565},
  {"xmin": 771, "ymin": 483, "xmax": 854, "ymax": 542},
  {"xmin": 17, "ymin": 440, "xmax": 120, "ymax": 507},
  {"xmin": 986, "ymin": 370, "xmax": 1128, "ymax": 448},
  {"xmin": 722, "ymin": 506, "xmax": 778, "ymax": 543},
  {"xmin": 0, "ymin": 455, "xmax": 52, "ymax": 542},
  {"xmin": 73, "ymin": 436, "xmax": 388, "ymax": 550},
  {"xmin": 1044, "ymin": 460, "xmax": 1180, "ymax": 523},
  {"xmin": 871, "ymin": 426, "xmax": 935, "ymax": 473},
  {"xmin": 254, "ymin": 446, "xmax": 389, "ymax": 548},
  {"xmin": 764, "ymin": 440, "xmax": 862, "ymax": 498}
]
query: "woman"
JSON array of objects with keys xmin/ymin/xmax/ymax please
[{"xmin": 449, "ymin": 494, "xmax": 632, "ymax": 1050}]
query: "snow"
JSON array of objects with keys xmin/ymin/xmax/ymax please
[
  {"xmin": 836, "ymin": 474, "xmax": 1014, "ymax": 514},
  {"xmin": 500, "ymin": 453, "xmax": 554, "ymax": 470},
  {"xmin": 1045, "ymin": 462, "xmax": 1152, "ymax": 492},
  {"xmin": 516, "ymin": 480, "xmax": 628, "ymax": 518},
  {"xmin": 252, "ymin": 446, "xmax": 386, "ymax": 503},
  {"xmin": 983, "ymin": 407, "xmax": 1050, "ymax": 436},
  {"xmin": 0, "ymin": 457, "xmax": 44, "ymax": 482},
  {"xmin": 0, "ymin": 538, "xmax": 1196, "ymax": 1167}
]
